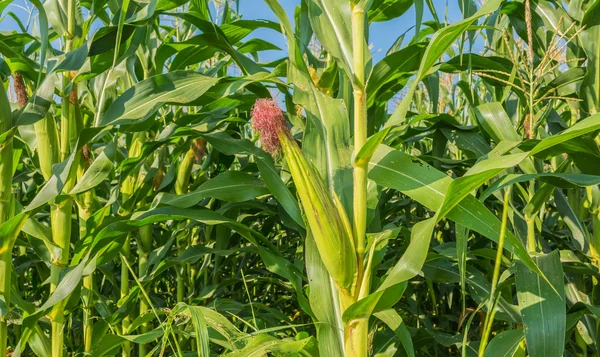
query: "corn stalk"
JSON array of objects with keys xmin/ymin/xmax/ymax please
[
  {"xmin": 120, "ymin": 131, "xmax": 145, "ymax": 357},
  {"xmin": 348, "ymin": 3, "xmax": 370, "ymax": 355},
  {"xmin": 0, "ymin": 79, "xmax": 14, "ymax": 357}
]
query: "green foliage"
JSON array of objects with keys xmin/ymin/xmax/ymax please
[{"xmin": 0, "ymin": 0, "xmax": 599, "ymax": 356}]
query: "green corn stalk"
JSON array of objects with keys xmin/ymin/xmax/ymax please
[
  {"xmin": 121, "ymin": 234, "xmax": 131, "ymax": 356},
  {"xmin": 120, "ymin": 131, "xmax": 145, "ymax": 357},
  {"xmin": 137, "ymin": 224, "xmax": 152, "ymax": 357},
  {"xmin": 31, "ymin": 76, "xmax": 61, "ymax": 356},
  {"xmin": 175, "ymin": 143, "xmax": 196, "ymax": 303},
  {"xmin": 11, "ymin": 72, "xmax": 27, "ymax": 344},
  {"xmin": 479, "ymin": 187, "xmax": 511, "ymax": 354},
  {"xmin": 589, "ymin": 187, "xmax": 600, "ymax": 262},
  {"xmin": 589, "ymin": 187, "xmax": 600, "ymax": 309},
  {"xmin": 173, "ymin": 138, "xmax": 205, "ymax": 304},
  {"xmin": 0, "ymin": 81, "xmax": 14, "ymax": 356},
  {"xmin": 173, "ymin": 139, "xmax": 205, "ymax": 350},
  {"xmin": 49, "ymin": 1, "xmax": 80, "ymax": 353},
  {"xmin": 137, "ymin": 140, "xmax": 160, "ymax": 357},
  {"xmin": 138, "ymin": 152, "xmax": 160, "ymax": 357},
  {"xmin": 0, "ymin": 250, "xmax": 10, "ymax": 355},
  {"xmin": 49, "ymin": 74, "xmax": 76, "ymax": 357},
  {"xmin": 120, "ymin": 132, "xmax": 156, "ymax": 357},
  {"xmin": 78, "ymin": 187, "xmax": 94, "ymax": 353},
  {"xmin": 349, "ymin": 3, "xmax": 370, "ymax": 355},
  {"xmin": 69, "ymin": 79, "xmax": 95, "ymax": 353}
]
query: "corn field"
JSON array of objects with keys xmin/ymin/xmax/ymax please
[{"xmin": 1, "ymin": 0, "xmax": 600, "ymax": 355}]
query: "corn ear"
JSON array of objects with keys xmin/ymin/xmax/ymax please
[
  {"xmin": 280, "ymin": 133, "xmax": 357, "ymax": 293},
  {"xmin": 35, "ymin": 116, "xmax": 59, "ymax": 180},
  {"xmin": 175, "ymin": 145, "xmax": 196, "ymax": 195}
]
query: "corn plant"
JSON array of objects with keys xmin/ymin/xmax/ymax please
[{"xmin": 1, "ymin": 0, "xmax": 600, "ymax": 356}]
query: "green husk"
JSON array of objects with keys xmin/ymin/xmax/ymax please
[
  {"xmin": 34, "ymin": 116, "xmax": 59, "ymax": 180},
  {"xmin": 279, "ymin": 133, "xmax": 357, "ymax": 294}
]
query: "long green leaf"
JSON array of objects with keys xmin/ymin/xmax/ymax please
[
  {"xmin": 99, "ymin": 71, "xmax": 219, "ymax": 126},
  {"xmin": 515, "ymin": 251, "xmax": 566, "ymax": 357}
]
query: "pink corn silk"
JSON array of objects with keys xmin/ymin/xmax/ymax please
[{"xmin": 251, "ymin": 98, "xmax": 291, "ymax": 155}]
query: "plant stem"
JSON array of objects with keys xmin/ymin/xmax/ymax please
[
  {"xmin": 526, "ymin": 182, "xmax": 537, "ymax": 253},
  {"xmin": 50, "ymin": 197, "xmax": 72, "ymax": 357},
  {"xmin": 525, "ymin": 32, "xmax": 538, "ymax": 253},
  {"xmin": 352, "ymin": 4, "xmax": 368, "ymax": 261},
  {"xmin": 5, "ymin": 79, "xmax": 24, "ymax": 340},
  {"xmin": 0, "ymin": 93, "xmax": 12, "ymax": 352},
  {"xmin": 121, "ymin": 236, "xmax": 131, "ymax": 357},
  {"xmin": 137, "ymin": 225, "xmax": 152, "ymax": 357},
  {"xmin": 0, "ymin": 250, "xmax": 11, "ymax": 355},
  {"xmin": 50, "ymin": 115, "xmax": 74, "ymax": 356},
  {"xmin": 82, "ymin": 273, "xmax": 93, "ymax": 352},
  {"xmin": 591, "ymin": 186, "xmax": 600, "ymax": 263},
  {"xmin": 50, "ymin": 3, "xmax": 79, "ymax": 353},
  {"xmin": 479, "ymin": 187, "xmax": 511, "ymax": 355},
  {"xmin": 120, "ymin": 131, "xmax": 146, "ymax": 356},
  {"xmin": 591, "ymin": 205, "xmax": 600, "ymax": 308},
  {"xmin": 50, "ymin": 67, "xmax": 77, "ymax": 357},
  {"xmin": 79, "ymin": 170, "xmax": 94, "ymax": 351},
  {"xmin": 175, "ymin": 146, "xmax": 195, "ymax": 304},
  {"xmin": 122, "ymin": 254, "xmax": 181, "ymax": 354},
  {"xmin": 73, "ymin": 69, "xmax": 94, "ymax": 351},
  {"xmin": 526, "ymin": 216, "xmax": 536, "ymax": 253},
  {"xmin": 348, "ymin": 5, "xmax": 369, "ymax": 357}
]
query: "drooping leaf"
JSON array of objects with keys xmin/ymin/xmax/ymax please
[
  {"xmin": 99, "ymin": 71, "xmax": 220, "ymax": 126},
  {"xmin": 153, "ymin": 171, "xmax": 269, "ymax": 208}
]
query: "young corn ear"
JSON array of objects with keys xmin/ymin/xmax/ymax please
[
  {"xmin": 175, "ymin": 138, "xmax": 205, "ymax": 195},
  {"xmin": 13, "ymin": 72, "xmax": 58, "ymax": 181},
  {"xmin": 252, "ymin": 99, "xmax": 357, "ymax": 293},
  {"xmin": 13, "ymin": 72, "xmax": 60, "ymax": 181}
]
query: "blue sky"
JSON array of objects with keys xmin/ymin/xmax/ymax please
[
  {"xmin": 1, "ymin": 0, "xmax": 467, "ymax": 65},
  {"xmin": 236, "ymin": 0, "xmax": 466, "ymax": 63}
]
